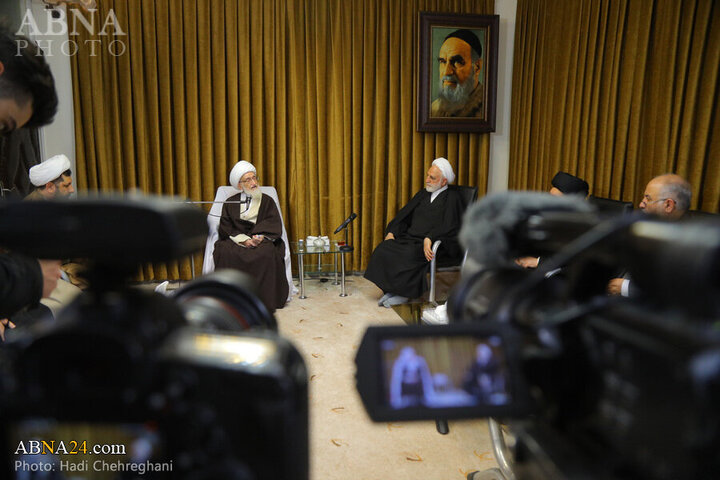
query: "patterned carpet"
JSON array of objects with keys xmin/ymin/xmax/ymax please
[{"xmin": 275, "ymin": 274, "xmax": 499, "ymax": 480}]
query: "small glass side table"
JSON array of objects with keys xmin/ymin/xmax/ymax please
[{"xmin": 290, "ymin": 242, "xmax": 350, "ymax": 298}]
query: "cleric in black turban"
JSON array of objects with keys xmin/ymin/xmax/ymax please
[{"xmin": 550, "ymin": 171, "xmax": 589, "ymax": 197}]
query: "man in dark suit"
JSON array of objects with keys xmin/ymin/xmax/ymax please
[
  {"xmin": 607, "ymin": 173, "xmax": 691, "ymax": 296},
  {"xmin": 0, "ymin": 27, "xmax": 59, "ymax": 332},
  {"xmin": 365, "ymin": 157, "xmax": 466, "ymax": 307}
]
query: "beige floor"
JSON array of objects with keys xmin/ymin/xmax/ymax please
[{"xmin": 275, "ymin": 274, "xmax": 499, "ymax": 480}]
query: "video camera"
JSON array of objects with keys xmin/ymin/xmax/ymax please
[
  {"xmin": 0, "ymin": 196, "xmax": 308, "ymax": 480},
  {"xmin": 356, "ymin": 193, "xmax": 720, "ymax": 480}
]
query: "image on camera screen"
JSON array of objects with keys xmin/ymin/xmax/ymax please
[
  {"xmin": 10, "ymin": 419, "xmax": 163, "ymax": 479},
  {"xmin": 380, "ymin": 335, "xmax": 511, "ymax": 410}
]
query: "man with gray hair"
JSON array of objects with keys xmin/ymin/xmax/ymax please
[
  {"xmin": 365, "ymin": 157, "xmax": 466, "ymax": 307},
  {"xmin": 636, "ymin": 173, "xmax": 691, "ymax": 219},
  {"xmin": 607, "ymin": 173, "xmax": 692, "ymax": 296},
  {"xmin": 431, "ymin": 29, "xmax": 484, "ymax": 118}
]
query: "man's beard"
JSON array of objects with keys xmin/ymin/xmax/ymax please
[
  {"xmin": 244, "ymin": 185, "xmax": 263, "ymax": 199},
  {"xmin": 425, "ymin": 182, "xmax": 441, "ymax": 193},
  {"xmin": 48, "ymin": 191, "xmax": 72, "ymax": 200},
  {"xmin": 438, "ymin": 73, "xmax": 476, "ymax": 107}
]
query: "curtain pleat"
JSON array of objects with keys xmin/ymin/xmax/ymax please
[
  {"xmin": 510, "ymin": 0, "xmax": 720, "ymax": 213},
  {"xmin": 70, "ymin": 0, "xmax": 493, "ymax": 280}
]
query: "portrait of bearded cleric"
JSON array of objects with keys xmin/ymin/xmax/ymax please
[
  {"xmin": 418, "ymin": 14, "xmax": 498, "ymax": 132},
  {"xmin": 430, "ymin": 28, "xmax": 485, "ymax": 119}
]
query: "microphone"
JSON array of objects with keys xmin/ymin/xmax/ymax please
[
  {"xmin": 238, "ymin": 194, "xmax": 251, "ymax": 212},
  {"xmin": 334, "ymin": 212, "xmax": 358, "ymax": 234}
]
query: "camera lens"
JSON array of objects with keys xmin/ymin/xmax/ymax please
[{"xmin": 172, "ymin": 270, "xmax": 277, "ymax": 332}]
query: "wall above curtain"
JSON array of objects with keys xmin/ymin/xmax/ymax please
[
  {"xmin": 509, "ymin": 0, "xmax": 719, "ymax": 212},
  {"xmin": 69, "ymin": 0, "xmax": 494, "ymax": 280}
]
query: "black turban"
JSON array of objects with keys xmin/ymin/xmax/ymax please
[
  {"xmin": 444, "ymin": 29, "xmax": 482, "ymax": 58},
  {"xmin": 551, "ymin": 171, "xmax": 589, "ymax": 196}
]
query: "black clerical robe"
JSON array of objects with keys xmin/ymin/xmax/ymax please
[
  {"xmin": 213, "ymin": 193, "xmax": 288, "ymax": 312},
  {"xmin": 364, "ymin": 187, "xmax": 465, "ymax": 299}
]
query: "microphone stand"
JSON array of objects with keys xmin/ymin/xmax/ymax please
[
  {"xmin": 342, "ymin": 226, "xmax": 352, "ymax": 252},
  {"xmin": 335, "ymin": 224, "xmax": 353, "ymax": 297}
]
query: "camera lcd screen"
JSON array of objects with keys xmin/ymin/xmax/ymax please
[
  {"xmin": 9, "ymin": 419, "xmax": 165, "ymax": 479},
  {"xmin": 380, "ymin": 335, "xmax": 511, "ymax": 410},
  {"xmin": 356, "ymin": 324, "xmax": 531, "ymax": 422}
]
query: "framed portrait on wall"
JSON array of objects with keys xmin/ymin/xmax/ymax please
[{"xmin": 417, "ymin": 12, "xmax": 499, "ymax": 133}]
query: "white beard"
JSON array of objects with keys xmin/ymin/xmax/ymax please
[
  {"xmin": 425, "ymin": 183, "xmax": 441, "ymax": 193},
  {"xmin": 244, "ymin": 185, "xmax": 263, "ymax": 199}
]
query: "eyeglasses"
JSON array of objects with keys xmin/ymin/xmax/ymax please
[
  {"xmin": 240, "ymin": 175, "xmax": 259, "ymax": 185},
  {"xmin": 642, "ymin": 195, "xmax": 674, "ymax": 205}
]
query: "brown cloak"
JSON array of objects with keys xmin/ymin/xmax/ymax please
[{"xmin": 213, "ymin": 192, "xmax": 288, "ymax": 311}]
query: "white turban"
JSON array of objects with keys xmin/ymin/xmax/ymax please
[
  {"xmin": 229, "ymin": 161, "xmax": 256, "ymax": 190},
  {"xmin": 432, "ymin": 157, "xmax": 455, "ymax": 184},
  {"xmin": 29, "ymin": 154, "xmax": 71, "ymax": 187}
]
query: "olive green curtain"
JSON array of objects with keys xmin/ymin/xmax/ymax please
[
  {"xmin": 510, "ymin": 0, "xmax": 719, "ymax": 212},
  {"xmin": 69, "ymin": 0, "xmax": 493, "ymax": 280}
]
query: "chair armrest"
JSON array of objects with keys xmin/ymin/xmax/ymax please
[
  {"xmin": 429, "ymin": 240, "xmax": 442, "ymax": 304},
  {"xmin": 202, "ymin": 227, "xmax": 220, "ymax": 275}
]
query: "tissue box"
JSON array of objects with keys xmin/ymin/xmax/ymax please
[{"xmin": 306, "ymin": 235, "xmax": 330, "ymax": 247}]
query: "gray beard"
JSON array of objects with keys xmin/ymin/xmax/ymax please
[
  {"xmin": 425, "ymin": 183, "xmax": 441, "ymax": 193},
  {"xmin": 438, "ymin": 74, "xmax": 476, "ymax": 108}
]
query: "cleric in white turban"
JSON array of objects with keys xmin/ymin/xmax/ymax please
[
  {"xmin": 26, "ymin": 154, "xmax": 75, "ymax": 200},
  {"xmin": 29, "ymin": 154, "xmax": 71, "ymax": 187},
  {"xmin": 229, "ymin": 160, "xmax": 257, "ymax": 190},
  {"xmin": 431, "ymin": 157, "xmax": 455, "ymax": 185},
  {"xmin": 213, "ymin": 160, "xmax": 288, "ymax": 312},
  {"xmin": 364, "ymin": 156, "xmax": 467, "ymax": 307}
]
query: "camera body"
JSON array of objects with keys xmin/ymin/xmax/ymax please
[
  {"xmin": 0, "ymin": 197, "xmax": 308, "ymax": 480},
  {"xmin": 356, "ymin": 196, "xmax": 720, "ymax": 480}
]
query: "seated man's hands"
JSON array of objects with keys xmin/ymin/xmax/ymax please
[
  {"xmin": 423, "ymin": 237, "xmax": 433, "ymax": 262},
  {"xmin": 515, "ymin": 256, "xmax": 539, "ymax": 269},
  {"xmin": 385, "ymin": 232, "xmax": 395, "ymax": 241},
  {"xmin": 242, "ymin": 235, "xmax": 265, "ymax": 248},
  {"xmin": 0, "ymin": 318, "xmax": 15, "ymax": 342},
  {"xmin": 607, "ymin": 278, "xmax": 624, "ymax": 296}
]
